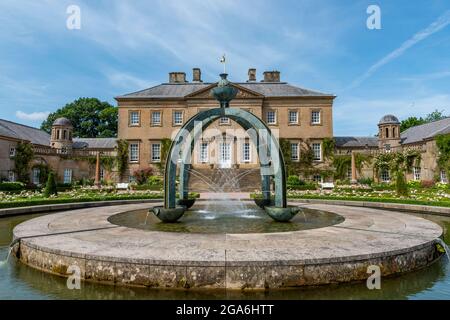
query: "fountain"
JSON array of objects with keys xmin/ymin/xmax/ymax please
[
  {"xmin": 8, "ymin": 73, "xmax": 445, "ymax": 291},
  {"xmin": 151, "ymin": 73, "xmax": 300, "ymax": 223}
]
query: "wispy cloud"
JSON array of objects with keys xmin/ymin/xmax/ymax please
[
  {"xmin": 348, "ymin": 10, "xmax": 450, "ymax": 89},
  {"xmin": 104, "ymin": 69, "xmax": 153, "ymax": 91},
  {"xmin": 15, "ymin": 111, "xmax": 50, "ymax": 121}
]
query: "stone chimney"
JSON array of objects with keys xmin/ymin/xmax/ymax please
[
  {"xmin": 192, "ymin": 68, "xmax": 202, "ymax": 82},
  {"xmin": 247, "ymin": 68, "xmax": 256, "ymax": 82},
  {"xmin": 263, "ymin": 71, "xmax": 281, "ymax": 82},
  {"xmin": 169, "ymin": 72, "xmax": 187, "ymax": 83}
]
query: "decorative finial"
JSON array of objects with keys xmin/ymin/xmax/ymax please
[{"xmin": 220, "ymin": 54, "xmax": 226, "ymax": 73}]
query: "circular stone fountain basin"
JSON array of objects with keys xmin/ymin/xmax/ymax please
[
  {"xmin": 108, "ymin": 204, "xmax": 343, "ymax": 234},
  {"xmin": 12, "ymin": 201, "xmax": 443, "ymax": 290}
]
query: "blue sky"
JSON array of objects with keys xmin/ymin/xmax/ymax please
[{"xmin": 0, "ymin": 0, "xmax": 449, "ymax": 136}]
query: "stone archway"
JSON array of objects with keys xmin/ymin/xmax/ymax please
[{"xmin": 151, "ymin": 74, "xmax": 299, "ymax": 222}]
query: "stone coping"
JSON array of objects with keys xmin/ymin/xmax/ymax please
[
  {"xmin": 13, "ymin": 202, "xmax": 442, "ymax": 268},
  {"xmin": 293, "ymin": 199, "xmax": 450, "ymax": 215},
  {"xmin": 0, "ymin": 199, "xmax": 163, "ymax": 218}
]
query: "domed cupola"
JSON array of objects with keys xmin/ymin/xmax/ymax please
[
  {"xmin": 378, "ymin": 114, "xmax": 401, "ymax": 151},
  {"xmin": 50, "ymin": 117, "xmax": 73, "ymax": 153}
]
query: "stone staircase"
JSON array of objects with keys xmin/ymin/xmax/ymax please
[{"xmin": 188, "ymin": 168, "xmax": 261, "ymax": 192}]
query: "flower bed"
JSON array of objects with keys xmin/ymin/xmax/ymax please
[
  {"xmin": 286, "ymin": 186, "xmax": 450, "ymax": 207},
  {"xmin": 0, "ymin": 188, "xmax": 164, "ymax": 209}
]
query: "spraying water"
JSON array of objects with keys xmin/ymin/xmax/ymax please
[
  {"xmin": 0, "ymin": 247, "xmax": 13, "ymax": 268},
  {"xmin": 435, "ymin": 238, "xmax": 450, "ymax": 260},
  {"xmin": 142, "ymin": 211, "xmax": 151, "ymax": 226}
]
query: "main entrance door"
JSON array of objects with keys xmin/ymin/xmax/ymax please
[{"xmin": 219, "ymin": 142, "xmax": 232, "ymax": 168}]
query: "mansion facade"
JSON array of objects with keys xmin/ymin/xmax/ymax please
[{"xmin": 0, "ymin": 68, "xmax": 448, "ymax": 186}]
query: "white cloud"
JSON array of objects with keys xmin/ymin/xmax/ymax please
[
  {"xmin": 15, "ymin": 111, "xmax": 50, "ymax": 121},
  {"xmin": 349, "ymin": 10, "xmax": 450, "ymax": 89}
]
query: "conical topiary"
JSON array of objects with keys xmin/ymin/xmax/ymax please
[{"xmin": 44, "ymin": 172, "xmax": 57, "ymax": 198}]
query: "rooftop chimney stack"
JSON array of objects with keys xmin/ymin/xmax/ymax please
[
  {"xmin": 169, "ymin": 72, "xmax": 187, "ymax": 83},
  {"xmin": 263, "ymin": 71, "xmax": 281, "ymax": 82},
  {"xmin": 192, "ymin": 68, "xmax": 202, "ymax": 82},
  {"xmin": 247, "ymin": 68, "xmax": 257, "ymax": 82}
]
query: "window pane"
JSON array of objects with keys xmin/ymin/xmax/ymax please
[
  {"xmin": 219, "ymin": 117, "xmax": 229, "ymax": 124},
  {"xmin": 413, "ymin": 167, "xmax": 421, "ymax": 181},
  {"xmin": 267, "ymin": 111, "xmax": 276, "ymax": 124},
  {"xmin": 152, "ymin": 144, "xmax": 161, "ymax": 162},
  {"xmin": 312, "ymin": 143, "xmax": 321, "ymax": 161},
  {"xmin": 32, "ymin": 168, "xmax": 40, "ymax": 185},
  {"xmin": 441, "ymin": 170, "xmax": 448, "ymax": 183},
  {"xmin": 64, "ymin": 169, "xmax": 72, "ymax": 184},
  {"xmin": 130, "ymin": 144, "xmax": 139, "ymax": 162},
  {"xmin": 130, "ymin": 112, "xmax": 140, "ymax": 125},
  {"xmin": 199, "ymin": 143, "xmax": 208, "ymax": 163},
  {"xmin": 290, "ymin": 143, "xmax": 299, "ymax": 161},
  {"xmin": 311, "ymin": 111, "xmax": 320, "ymax": 124},
  {"xmin": 173, "ymin": 111, "xmax": 183, "ymax": 125},
  {"xmin": 152, "ymin": 112, "xmax": 161, "ymax": 125},
  {"xmin": 289, "ymin": 111, "xmax": 298, "ymax": 124},
  {"xmin": 243, "ymin": 142, "xmax": 251, "ymax": 162}
]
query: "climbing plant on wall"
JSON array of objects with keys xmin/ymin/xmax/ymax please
[
  {"xmin": 116, "ymin": 139, "xmax": 129, "ymax": 180},
  {"xmin": 14, "ymin": 141, "xmax": 34, "ymax": 183},
  {"xmin": 279, "ymin": 138, "xmax": 324, "ymax": 177},
  {"xmin": 374, "ymin": 150, "xmax": 421, "ymax": 196},
  {"xmin": 155, "ymin": 138, "xmax": 172, "ymax": 174},
  {"xmin": 322, "ymin": 138, "xmax": 335, "ymax": 159},
  {"xmin": 436, "ymin": 134, "xmax": 450, "ymax": 181}
]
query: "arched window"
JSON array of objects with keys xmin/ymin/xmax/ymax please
[
  {"xmin": 385, "ymin": 127, "xmax": 389, "ymax": 138},
  {"xmin": 56, "ymin": 130, "xmax": 60, "ymax": 140},
  {"xmin": 392, "ymin": 127, "xmax": 396, "ymax": 138},
  {"xmin": 63, "ymin": 130, "xmax": 67, "ymax": 140}
]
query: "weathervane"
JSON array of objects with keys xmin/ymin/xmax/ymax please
[{"xmin": 220, "ymin": 54, "xmax": 226, "ymax": 73}]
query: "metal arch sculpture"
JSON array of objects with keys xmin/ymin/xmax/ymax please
[{"xmin": 151, "ymin": 74, "xmax": 299, "ymax": 222}]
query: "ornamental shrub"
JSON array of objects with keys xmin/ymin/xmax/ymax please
[
  {"xmin": 43, "ymin": 172, "xmax": 57, "ymax": 198},
  {"xmin": 0, "ymin": 182, "xmax": 25, "ymax": 191},
  {"xmin": 134, "ymin": 168, "xmax": 154, "ymax": 185}
]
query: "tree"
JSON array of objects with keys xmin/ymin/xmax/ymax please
[
  {"xmin": 43, "ymin": 172, "xmax": 57, "ymax": 198},
  {"xmin": 400, "ymin": 117, "xmax": 426, "ymax": 132},
  {"xmin": 41, "ymin": 98, "xmax": 118, "ymax": 138},
  {"xmin": 400, "ymin": 109, "xmax": 448, "ymax": 132},
  {"xmin": 425, "ymin": 109, "xmax": 447, "ymax": 123}
]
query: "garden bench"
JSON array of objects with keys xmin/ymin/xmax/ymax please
[
  {"xmin": 116, "ymin": 183, "xmax": 129, "ymax": 190},
  {"xmin": 320, "ymin": 182, "xmax": 335, "ymax": 190}
]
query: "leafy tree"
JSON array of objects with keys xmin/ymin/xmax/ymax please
[
  {"xmin": 425, "ymin": 109, "xmax": 447, "ymax": 123},
  {"xmin": 400, "ymin": 117, "xmax": 426, "ymax": 132},
  {"xmin": 116, "ymin": 140, "xmax": 129, "ymax": 181},
  {"xmin": 401, "ymin": 109, "xmax": 448, "ymax": 132},
  {"xmin": 41, "ymin": 98, "xmax": 118, "ymax": 138},
  {"xmin": 43, "ymin": 172, "xmax": 57, "ymax": 198}
]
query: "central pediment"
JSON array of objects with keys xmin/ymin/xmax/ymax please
[{"xmin": 185, "ymin": 83, "xmax": 264, "ymax": 99}]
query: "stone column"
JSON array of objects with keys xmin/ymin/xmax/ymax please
[
  {"xmin": 95, "ymin": 152, "xmax": 101, "ymax": 187},
  {"xmin": 351, "ymin": 151, "xmax": 357, "ymax": 184}
]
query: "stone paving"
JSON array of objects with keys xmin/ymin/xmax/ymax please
[{"xmin": 13, "ymin": 201, "xmax": 443, "ymax": 289}]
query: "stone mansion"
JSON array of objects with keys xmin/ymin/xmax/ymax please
[{"xmin": 0, "ymin": 68, "xmax": 448, "ymax": 186}]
